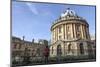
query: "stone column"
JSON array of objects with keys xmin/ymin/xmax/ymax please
[
  {"xmin": 83, "ymin": 25, "xmax": 86, "ymax": 39},
  {"xmin": 74, "ymin": 24, "xmax": 76, "ymax": 39},
  {"xmin": 86, "ymin": 26, "xmax": 90, "ymax": 40},
  {"xmin": 84, "ymin": 25, "xmax": 88, "ymax": 39},
  {"xmin": 52, "ymin": 29, "xmax": 54, "ymax": 44},
  {"xmin": 57, "ymin": 27, "xmax": 58, "ymax": 41},
  {"xmin": 55, "ymin": 27, "xmax": 57, "ymax": 42},
  {"xmin": 81, "ymin": 24, "xmax": 84, "ymax": 39},
  {"xmin": 63, "ymin": 24, "xmax": 65, "ymax": 40},
  {"xmin": 84, "ymin": 25, "xmax": 87, "ymax": 39},
  {"xmin": 51, "ymin": 30, "xmax": 53, "ymax": 44},
  {"xmin": 54, "ymin": 29, "xmax": 56, "ymax": 43},
  {"xmin": 62, "ymin": 24, "xmax": 65, "ymax": 40},
  {"xmin": 54, "ymin": 28, "xmax": 55, "ymax": 42},
  {"xmin": 65, "ymin": 24, "xmax": 67, "ymax": 40},
  {"xmin": 72, "ymin": 24, "xmax": 74, "ymax": 38},
  {"xmin": 71, "ymin": 24, "xmax": 73, "ymax": 38}
]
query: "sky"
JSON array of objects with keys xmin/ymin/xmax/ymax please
[{"xmin": 12, "ymin": 1, "xmax": 96, "ymax": 42}]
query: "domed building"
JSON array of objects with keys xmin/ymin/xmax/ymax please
[{"xmin": 50, "ymin": 8, "xmax": 93, "ymax": 57}]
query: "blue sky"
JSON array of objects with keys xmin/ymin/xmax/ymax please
[{"xmin": 12, "ymin": 1, "xmax": 96, "ymax": 42}]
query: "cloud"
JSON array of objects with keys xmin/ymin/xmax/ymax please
[
  {"xmin": 26, "ymin": 3, "xmax": 54, "ymax": 18},
  {"xmin": 26, "ymin": 3, "xmax": 39, "ymax": 15}
]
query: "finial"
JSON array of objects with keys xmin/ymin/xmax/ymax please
[
  {"xmin": 32, "ymin": 38, "xmax": 34, "ymax": 43},
  {"xmin": 23, "ymin": 36, "xmax": 25, "ymax": 41}
]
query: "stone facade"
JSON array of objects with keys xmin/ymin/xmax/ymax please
[
  {"xmin": 12, "ymin": 36, "xmax": 48, "ymax": 62},
  {"xmin": 50, "ymin": 8, "xmax": 93, "ymax": 57}
]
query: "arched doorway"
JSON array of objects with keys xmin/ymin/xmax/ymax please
[
  {"xmin": 68, "ymin": 44, "xmax": 72, "ymax": 53},
  {"xmin": 80, "ymin": 43, "xmax": 84, "ymax": 54},
  {"xmin": 57, "ymin": 45, "xmax": 62, "ymax": 56}
]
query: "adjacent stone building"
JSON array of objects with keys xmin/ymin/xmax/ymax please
[
  {"xmin": 12, "ymin": 36, "xmax": 48, "ymax": 63},
  {"xmin": 50, "ymin": 8, "xmax": 93, "ymax": 57}
]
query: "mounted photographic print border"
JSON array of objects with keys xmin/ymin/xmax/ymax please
[{"xmin": 11, "ymin": 0, "xmax": 96, "ymax": 67}]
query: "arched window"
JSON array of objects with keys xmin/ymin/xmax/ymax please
[
  {"xmin": 59, "ymin": 26, "xmax": 62, "ymax": 33},
  {"xmin": 80, "ymin": 43, "xmax": 84, "ymax": 54},
  {"xmin": 59, "ymin": 35, "xmax": 62, "ymax": 40},
  {"xmin": 18, "ymin": 44, "xmax": 21, "ymax": 49},
  {"xmin": 36, "ymin": 48, "xmax": 40, "ymax": 56},
  {"xmin": 68, "ymin": 44, "xmax": 72, "ymax": 53},
  {"xmin": 57, "ymin": 45, "xmax": 62, "ymax": 56},
  {"xmin": 67, "ymin": 26, "xmax": 70, "ymax": 31},
  {"xmin": 13, "ymin": 44, "xmax": 17, "ymax": 49},
  {"xmin": 76, "ymin": 24, "xmax": 81, "ymax": 32},
  {"xmin": 24, "ymin": 48, "xmax": 29, "ymax": 56}
]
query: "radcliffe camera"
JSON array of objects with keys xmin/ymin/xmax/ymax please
[{"xmin": 11, "ymin": 1, "xmax": 96, "ymax": 67}]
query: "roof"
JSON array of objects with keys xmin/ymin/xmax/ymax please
[
  {"xmin": 12, "ymin": 36, "xmax": 21, "ymax": 41},
  {"xmin": 51, "ymin": 8, "xmax": 88, "ymax": 30}
]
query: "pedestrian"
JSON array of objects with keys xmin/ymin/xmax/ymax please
[{"xmin": 43, "ymin": 46, "xmax": 49, "ymax": 64}]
